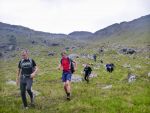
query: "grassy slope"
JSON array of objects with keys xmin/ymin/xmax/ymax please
[{"xmin": 0, "ymin": 44, "xmax": 150, "ymax": 113}]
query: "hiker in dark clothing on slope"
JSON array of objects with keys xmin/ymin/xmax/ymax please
[
  {"xmin": 93, "ymin": 54, "xmax": 97, "ymax": 62},
  {"xmin": 106, "ymin": 63, "xmax": 114, "ymax": 73},
  {"xmin": 83, "ymin": 64, "xmax": 92, "ymax": 83},
  {"xmin": 16, "ymin": 50, "xmax": 38, "ymax": 109}
]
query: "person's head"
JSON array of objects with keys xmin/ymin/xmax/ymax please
[
  {"xmin": 86, "ymin": 63, "xmax": 90, "ymax": 67},
  {"xmin": 61, "ymin": 51, "xmax": 67, "ymax": 58},
  {"xmin": 21, "ymin": 50, "xmax": 29, "ymax": 59}
]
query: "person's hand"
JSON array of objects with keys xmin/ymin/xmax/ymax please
[
  {"xmin": 74, "ymin": 67, "xmax": 77, "ymax": 71},
  {"xmin": 57, "ymin": 66, "xmax": 62, "ymax": 71},
  {"xmin": 30, "ymin": 73, "xmax": 35, "ymax": 78}
]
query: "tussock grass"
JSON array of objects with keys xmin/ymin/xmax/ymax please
[{"xmin": 0, "ymin": 45, "xmax": 150, "ymax": 113}]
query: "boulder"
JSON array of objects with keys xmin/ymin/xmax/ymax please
[
  {"xmin": 6, "ymin": 80, "xmax": 16, "ymax": 85},
  {"xmin": 48, "ymin": 51, "xmax": 56, "ymax": 56},
  {"xmin": 128, "ymin": 74, "xmax": 136, "ymax": 83},
  {"xmin": 102, "ymin": 85, "xmax": 112, "ymax": 89},
  {"xmin": 119, "ymin": 48, "xmax": 136, "ymax": 55},
  {"xmin": 68, "ymin": 54, "xmax": 79, "ymax": 59},
  {"xmin": 71, "ymin": 74, "xmax": 82, "ymax": 82}
]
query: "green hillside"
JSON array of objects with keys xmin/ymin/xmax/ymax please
[
  {"xmin": 0, "ymin": 14, "xmax": 150, "ymax": 113},
  {"xmin": 0, "ymin": 44, "xmax": 150, "ymax": 113}
]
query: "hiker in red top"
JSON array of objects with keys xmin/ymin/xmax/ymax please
[{"xmin": 58, "ymin": 51, "xmax": 77, "ymax": 100}]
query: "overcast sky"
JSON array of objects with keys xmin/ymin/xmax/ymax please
[{"xmin": 0, "ymin": 0, "xmax": 150, "ymax": 34}]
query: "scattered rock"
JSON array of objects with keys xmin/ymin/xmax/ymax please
[
  {"xmin": 135, "ymin": 65, "xmax": 141, "ymax": 69},
  {"xmin": 8, "ymin": 45, "xmax": 15, "ymax": 51},
  {"xmin": 89, "ymin": 73, "xmax": 97, "ymax": 78},
  {"xmin": 71, "ymin": 74, "xmax": 82, "ymax": 82},
  {"xmin": 119, "ymin": 48, "xmax": 136, "ymax": 55},
  {"xmin": 6, "ymin": 80, "xmax": 16, "ymax": 85},
  {"xmin": 148, "ymin": 72, "xmax": 150, "ymax": 77},
  {"xmin": 68, "ymin": 54, "xmax": 79, "ymax": 59},
  {"xmin": 128, "ymin": 74, "xmax": 136, "ymax": 83},
  {"xmin": 122, "ymin": 63, "xmax": 131, "ymax": 68},
  {"xmin": 31, "ymin": 40, "xmax": 36, "ymax": 44},
  {"xmin": 80, "ymin": 54, "xmax": 94, "ymax": 59},
  {"xmin": 48, "ymin": 51, "xmax": 56, "ymax": 56},
  {"xmin": 51, "ymin": 43, "xmax": 60, "ymax": 46},
  {"xmin": 32, "ymin": 90, "xmax": 41, "ymax": 96},
  {"xmin": 0, "ymin": 43, "xmax": 16, "ymax": 51},
  {"xmin": 98, "ymin": 48, "xmax": 104, "ymax": 54},
  {"xmin": 93, "ymin": 64, "xmax": 100, "ymax": 70},
  {"xmin": 102, "ymin": 85, "xmax": 112, "ymax": 89}
]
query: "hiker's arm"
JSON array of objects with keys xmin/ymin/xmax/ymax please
[
  {"xmin": 58, "ymin": 64, "xmax": 63, "ymax": 70},
  {"xmin": 73, "ymin": 61, "xmax": 77, "ymax": 71},
  {"xmin": 16, "ymin": 68, "xmax": 21, "ymax": 86},
  {"xmin": 30, "ymin": 66, "xmax": 38, "ymax": 78}
]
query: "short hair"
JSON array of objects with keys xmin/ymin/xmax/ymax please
[
  {"xmin": 61, "ymin": 51, "xmax": 67, "ymax": 56},
  {"xmin": 22, "ymin": 49, "xmax": 29, "ymax": 54}
]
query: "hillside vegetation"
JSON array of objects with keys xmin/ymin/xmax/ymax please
[{"xmin": 0, "ymin": 14, "xmax": 150, "ymax": 113}]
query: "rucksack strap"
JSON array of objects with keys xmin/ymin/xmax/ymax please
[{"xmin": 20, "ymin": 58, "xmax": 33, "ymax": 68}]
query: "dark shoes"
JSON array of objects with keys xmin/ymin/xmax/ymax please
[
  {"xmin": 67, "ymin": 95, "xmax": 71, "ymax": 100},
  {"xmin": 66, "ymin": 93, "xmax": 71, "ymax": 101}
]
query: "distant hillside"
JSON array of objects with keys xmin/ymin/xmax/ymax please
[
  {"xmin": 0, "ymin": 22, "xmax": 68, "ymax": 45},
  {"xmin": 65, "ymin": 14, "xmax": 150, "ymax": 44},
  {"xmin": 68, "ymin": 31, "xmax": 93, "ymax": 40},
  {"xmin": 0, "ymin": 22, "xmax": 68, "ymax": 38},
  {"xmin": 92, "ymin": 14, "xmax": 150, "ymax": 44},
  {"xmin": 0, "ymin": 22, "xmax": 70, "ymax": 52},
  {"xmin": 0, "ymin": 14, "xmax": 150, "ymax": 50}
]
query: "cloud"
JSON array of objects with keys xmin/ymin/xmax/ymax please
[{"xmin": 0, "ymin": 0, "xmax": 150, "ymax": 33}]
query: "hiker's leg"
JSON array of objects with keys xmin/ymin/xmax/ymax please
[
  {"xmin": 26, "ymin": 78, "xmax": 33, "ymax": 101},
  {"xmin": 62, "ymin": 73, "xmax": 67, "ymax": 94},
  {"xmin": 65, "ymin": 80, "xmax": 71, "ymax": 99},
  {"xmin": 65, "ymin": 72, "xmax": 71, "ymax": 93},
  {"xmin": 84, "ymin": 75, "xmax": 87, "ymax": 81},
  {"xmin": 63, "ymin": 82, "xmax": 67, "ymax": 94},
  {"xmin": 20, "ymin": 81, "xmax": 27, "ymax": 107},
  {"xmin": 85, "ymin": 74, "xmax": 88, "ymax": 82},
  {"xmin": 87, "ymin": 75, "xmax": 89, "ymax": 83},
  {"xmin": 65, "ymin": 80, "xmax": 71, "ymax": 93},
  {"xmin": 66, "ymin": 72, "xmax": 72, "ymax": 99}
]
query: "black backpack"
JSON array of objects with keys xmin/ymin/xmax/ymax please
[
  {"xmin": 61, "ymin": 57, "xmax": 75, "ymax": 74},
  {"xmin": 20, "ymin": 58, "xmax": 34, "ymax": 72}
]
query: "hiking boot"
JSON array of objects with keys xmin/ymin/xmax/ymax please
[
  {"xmin": 67, "ymin": 95, "xmax": 71, "ymax": 100},
  {"xmin": 22, "ymin": 105, "xmax": 29, "ymax": 110}
]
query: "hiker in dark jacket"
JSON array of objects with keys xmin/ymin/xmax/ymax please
[
  {"xmin": 106, "ymin": 63, "xmax": 114, "ymax": 73},
  {"xmin": 93, "ymin": 54, "xmax": 97, "ymax": 62},
  {"xmin": 16, "ymin": 50, "xmax": 38, "ymax": 109},
  {"xmin": 83, "ymin": 64, "xmax": 92, "ymax": 83}
]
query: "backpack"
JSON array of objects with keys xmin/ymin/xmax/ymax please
[
  {"xmin": 20, "ymin": 58, "xmax": 34, "ymax": 72},
  {"xmin": 61, "ymin": 57, "xmax": 75, "ymax": 74}
]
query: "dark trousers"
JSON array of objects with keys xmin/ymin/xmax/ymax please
[
  {"xmin": 20, "ymin": 75, "xmax": 33, "ymax": 107},
  {"xmin": 107, "ymin": 67, "xmax": 113, "ymax": 73},
  {"xmin": 84, "ymin": 74, "xmax": 90, "ymax": 83}
]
